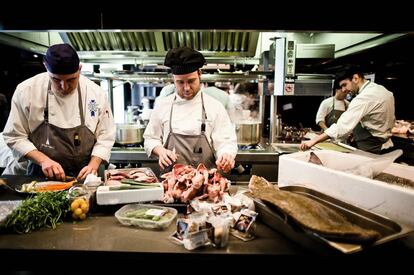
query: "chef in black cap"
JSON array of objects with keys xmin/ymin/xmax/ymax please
[
  {"xmin": 3, "ymin": 43, "xmax": 115, "ymax": 180},
  {"xmin": 144, "ymin": 47, "xmax": 237, "ymax": 172}
]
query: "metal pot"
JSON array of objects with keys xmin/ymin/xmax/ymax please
[
  {"xmin": 115, "ymin": 123, "xmax": 146, "ymax": 145},
  {"xmin": 235, "ymin": 122, "xmax": 261, "ymax": 145}
]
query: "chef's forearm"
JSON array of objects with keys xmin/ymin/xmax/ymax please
[
  {"xmin": 25, "ymin": 149, "xmax": 50, "ymax": 165},
  {"xmin": 313, "ymin": 132, "xmax": 330, "ymax": 145},
  {"xmin": 88, "ymin": 156, "xmax": 103, "ymax": 170},
  {"xmin": 318, "ymin": 121, "xmax": 327, "ymax": 130}
]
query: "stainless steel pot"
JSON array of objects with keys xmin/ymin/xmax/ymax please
[
  {"xmin": 235, "ymin": 122, "xmax": 261, "ymax": 145},
  {"xmin": 115, "ymin": 123, "xmax": 146, "ymax": 145}
]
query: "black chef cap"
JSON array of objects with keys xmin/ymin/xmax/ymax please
[
  {"xmin": 164, "ymin": 47, "xmax": 206, "ymax": 75},
  {"xmin": 44, "ymin": 43, "xmax": 80, "ymax": 74}
]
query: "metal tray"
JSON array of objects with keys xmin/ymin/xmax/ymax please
[
  {"xmin": 252, "ymin": 185, "xmax": 413, "ymax": 254},
  {"xmin": 104, "ymin": 167, "xmax": 159, "ymax": 184}
]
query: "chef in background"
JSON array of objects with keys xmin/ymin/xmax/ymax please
[
  {"xmin": 144, "ymin": 46, "xmax": 237, "ymax": 172},
  {"xmin": 301, "ymin": 67, "xmax": 395, "ymax": 154},
  {"xmin": 3, "ymin": 43, "xmax": 115, "ymax": 180},
  {"xmin": 157, "ymin": 82, "xmax": 235, "ymax": 120},
  {"xmin": 315, "ymin": 79, "xmax": 349, "ymax": 131}
]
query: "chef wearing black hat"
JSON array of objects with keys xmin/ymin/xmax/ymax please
[
  {"xmin": 3, "ymin": 43, "xmax": 115, "ymax": 180},
  {"xmin": 144, "ymin": 47, "xmax": 237, "ymax": 172}
]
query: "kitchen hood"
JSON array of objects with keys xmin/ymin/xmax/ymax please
[{"xmin": 60, "ymin": 31, "xmax": 260, "ymax": 65}]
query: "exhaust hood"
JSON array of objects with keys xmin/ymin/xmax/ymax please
[{"xmin": 60, "ymin": 31, "xmax": 260, "ymax": 65}]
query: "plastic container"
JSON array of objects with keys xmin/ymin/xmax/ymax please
[
  {"xmin": 115, "ymin": 204, "xmax": 177, "ymax": 230},
  {"xmin": 96, "ymin": 183, "xmax": 164, "ymax": 205},
  {"xmin": 67, "ymin": 184, "xmax": 91, "ymax": 221}
]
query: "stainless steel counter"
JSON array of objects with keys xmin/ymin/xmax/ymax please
[
  {"xmin": 0, "ymin": 214, "xmax": 305, "ymax": 255},
  {"xmin": 1, "ymin": 203, "xmax": 413, "ymax": 271},
  {"xmin": 0, "ymin": 209, "xmax": 310, "ymax": 270}
]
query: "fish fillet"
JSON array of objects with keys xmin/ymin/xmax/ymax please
[{"xmin": 249, "ymin": 175, "xmax": 380, "ymax": 243}]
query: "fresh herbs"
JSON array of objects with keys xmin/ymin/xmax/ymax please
[{"xmin": 2, "ymin": 191, "xmax": 70, "ymax": 234}]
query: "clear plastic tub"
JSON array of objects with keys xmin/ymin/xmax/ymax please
[{"xmin": 115, "ymin": 204, "xmax": 177, "ymax": 230}]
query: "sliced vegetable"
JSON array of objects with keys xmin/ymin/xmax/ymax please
[{"xmin": 20, "ymin": 180, "xmax": 76, "ymax": 193}]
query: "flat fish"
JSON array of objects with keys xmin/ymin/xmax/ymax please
[
  {"xmin": 374, "ymin": 172, "xmax": 414, "ymax": 189},
  {"xmin": 248, "ymin": 175, "xmax": 380, "ymax": 243}
]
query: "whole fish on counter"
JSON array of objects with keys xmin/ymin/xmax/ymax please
[{"xmin": 248, "ymin": 175, "xmax": 380, "ymax": 243}]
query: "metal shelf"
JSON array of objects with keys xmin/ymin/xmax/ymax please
[{"xmin": 87, "ymin": 71, "xmax": 272, "ymax": 83}]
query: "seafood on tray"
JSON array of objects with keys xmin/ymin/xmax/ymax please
[
  {"xmin": 105, "ymin": 168, "xmax": 158, "ymax": 186},
  {"xmin": 160, "ymin": 163, "xmax": 230, "ymax": 204}
]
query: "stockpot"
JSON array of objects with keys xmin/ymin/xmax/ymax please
[
  {"xmin": 115, "ymin": 123, "xmax": 146, "ymax": 145},
  {"xmin": 235, "ymin": 121, "xmax": 261, "ymax": 145}
]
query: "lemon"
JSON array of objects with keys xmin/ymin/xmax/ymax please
[
  {"xmin": 74, "ymin": 208, "xmax": 83, "ymax": 217},
  {"xmin": 79, "ymin": 213, "xmax": 87, "ymax": 220},
  {"xmin": 70, "ymin": 200, "xmax": 80, "ymax": 212},
  {"xmin": 80, "ymin": 202, "xmax": 89, "ymax": 213}
]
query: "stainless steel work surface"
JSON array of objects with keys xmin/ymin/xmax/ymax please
[{"xmin": 0, "ymin": 213, "xmax": 305, "ymax": 255}]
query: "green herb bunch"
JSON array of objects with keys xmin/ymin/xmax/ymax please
[{"xmin": 3, "ymin": 191, "xmax": 70, "ymax": 233}]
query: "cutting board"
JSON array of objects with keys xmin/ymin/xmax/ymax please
[{"xmin": 314, "ymin": 142, "xmax": 354, "ymax": 153}]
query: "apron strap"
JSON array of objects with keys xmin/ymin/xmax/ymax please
[
  {"xmin": 169, "ymin": 95, "xmax": 175, "ymax": 133},
  {"xmin": 200, "ymin": 92, "xmax": 207, "ymax": 133},
  {"xmin": 45, "ymin": 81, "xmax": 52, "ymax": 123},
  {"xmin": 77, "ymin": 83, "xmax": 85, "ymax": 126}
]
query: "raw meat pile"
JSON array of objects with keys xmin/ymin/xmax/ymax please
[{"xmin": 161, "ymin": 163, "xmax": 230, "ymax": 204}]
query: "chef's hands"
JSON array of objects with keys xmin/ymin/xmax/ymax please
[
  {"xmin": 300, "ymin": 139, "xmax": 316, "ymax": 151},
  {"xmin": 153, "ymin": 146, "xmax": 178, "ymax": 169},
  {"xmin": 300, "ymin": 133, "xmax": 330, "ymax": 151},
  {"xmin": 216, "ymin": 153, "xmax": 235, "ymax": 173},
  {"xmin": 77, "ymin": 156, "xmax": 102, "ymax": 180},
  {"xmin": 40, "ymin": 158, "xmax": 66, "ymax": 181},
  {"xmin": 77, "ymin": 166, "xmax": 97, "ymax": 180}
]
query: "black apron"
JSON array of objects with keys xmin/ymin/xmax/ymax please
[
  {"xmin": 163, "ymin": 93, "xmax": 216, "ymax": 171},
  {"xmin": 353, "ymin": 123, "xmax": 387, "ymax": 154},
  {"xmin": 325, "ymin": 98, "xmax": 346, "ymax": 128},
  {"xmin": 27, "ymin": 82, "xmax": 96, "ymax": 177},
  {"xmin": 351, "ymin": 81, "xmax": 388, "ymax": 154}
]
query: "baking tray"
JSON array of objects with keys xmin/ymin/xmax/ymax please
[{"xmin": 251, "ymin": 185, "xmax": 413, "ymax": 254}]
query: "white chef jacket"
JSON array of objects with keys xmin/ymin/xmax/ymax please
[
  {"xmin": 3, "ymin": 73, "xmax": 115, "ymax": 163},
  {"xmin": 315, "ymin": 96, "xmax": 349, "ymax": 124},
  {"xmin": 325, "ymin": 81, "xmax": 395, "ymax": 149},
  {"xmin": 144, "ymin": 90, "xmax": 238, "ymax": 159},
  {"xmin": 0, "ymin": 132, "xmax": 27, "ymax": 175}
]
